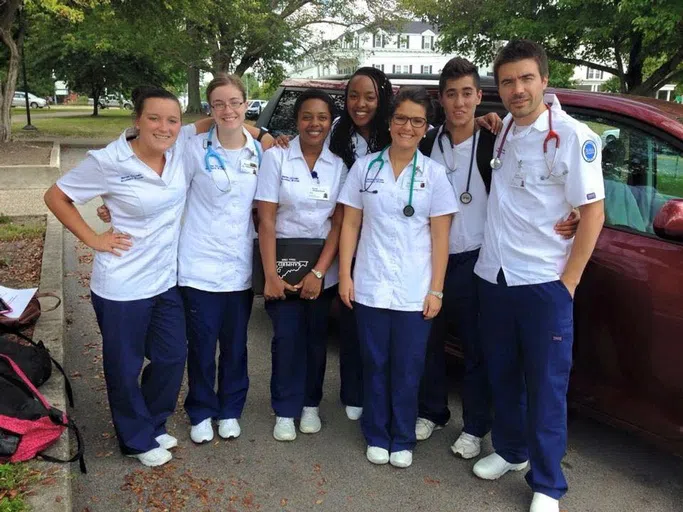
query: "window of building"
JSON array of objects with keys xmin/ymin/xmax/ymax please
[
  {"xmin": 373, "ymin": 33, "xmax": 386, "ymax": 48},
  {"xmin": 373, "ymin": 64, "xmax": 384, "ymax": 72},
  {"xmin": 421, "ymin": 65, "xmax": 432, "ymax": 74},
  {"xmin": 398, "ymin": 35, "xmax": 409, "ymax": 49},
  {"xmin": 421, "ymin": 35, "xmax": 434, "ymax": 50},
  {"xmin": 586, "ymin": 68, "xmax": 604, "ymax": 80},
  {"xmin": 392, "ymin": 65, "xmax": 412, "ymax": 74}
]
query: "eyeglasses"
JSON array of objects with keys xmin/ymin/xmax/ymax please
[
  {"xmin": 211, "ymin": 100, "xmax": 245, "ymax": 111},
  {"xmin": 392, "ymin": 114, "xmax": 427, "ymax": 128}
]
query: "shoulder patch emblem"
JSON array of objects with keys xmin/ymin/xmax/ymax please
[{"xmin": 582, "ymin": 140, "xmax": 597, "ymax": 163}]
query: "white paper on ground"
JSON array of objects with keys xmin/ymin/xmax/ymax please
[{"xmin": 0, "ymin": 285, "xmax": 38, "ymax": 319}]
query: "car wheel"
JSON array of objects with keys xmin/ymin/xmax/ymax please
[
  {"xmin": 123, "ymin": 103, "xmax": 132, "ymax": 110},
  {"xmin": 30, "ymin": 102, "xmax": 38, "ymax": 109},
  {"xmin": 606, "ymin": 134, "xmax": 617, "ymax": 144}
]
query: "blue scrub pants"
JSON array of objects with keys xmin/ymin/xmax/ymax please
[
  {"xmin": 181, "ymin": 287, "xmax": 252, "ymax": 426},
  {"xmin": 265, "ymin": 288, "xmax": 334, "ymax": 418},
  {"xmin": 339, "ymin": 301, "xmax": 363, "ymax": 408},
  {"xmin": 419, "ymin": 250, "xmax": 492, "ymax": 437},
  {"xmin": 355, "ymin": 303, "xmax": 432, "ymax": 452},
  {"xmin": 91, "ymin": 287, "xmax": 187, "ymax": 455},
  {"xmin": 478, "ymin": 271, "xmax": 574, "ymax": 500}
]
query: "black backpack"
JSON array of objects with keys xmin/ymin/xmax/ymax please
[
  {"xmin": 419, "ymin": 125, "xmax": 496, "ymax": 195},
  {"xmin": 0, "ymin": 331, "xmax": 74, "ymax": 407}
]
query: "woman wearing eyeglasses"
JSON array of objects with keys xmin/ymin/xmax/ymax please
[
  {"xmin": 176, "ymin": 74, "xmax": 262, "ymax": 444},
  {"xmin": 338, "ymin": 87, "xmax": 458, "ymax": 468}
]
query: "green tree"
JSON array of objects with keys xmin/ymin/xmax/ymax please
[
  {"xmin": 548, "ymin": 61, "xmax": 577, "ymax": 89},
  {"xmin": 114, "ymin": 1, "xmax": 404, "ymax": 112},
  {"xmin": 27, "ymin": 2, "xmax": 186, "ymax": 116},
  {"xmin": 0, "ymin": 0, "xmax": 96, "ymax": 141},
  {"xmin": 402, "ymin": 0, "xmax": 683, "ymax": 96}
]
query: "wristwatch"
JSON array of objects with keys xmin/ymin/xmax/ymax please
[
  {"xmin": 428, "ymin": 290, "xmax": 444, "ymax": 299},
  {"xmin": 311, "ymin": 269, "xmax": 324, "ymax": 279}
]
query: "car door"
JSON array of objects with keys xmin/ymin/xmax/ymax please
[{"xmin": 567, "ymin": 109, "xmax": 683, "ymax": 451}]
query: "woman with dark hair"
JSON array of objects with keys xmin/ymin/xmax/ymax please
[
  {"xmin": 256, "ymin": 89, "xmax": 347, "ymax": 442},
  {"xmin": 338, "ymin": 86, "xmax": 458, "ymax": 468},
  {"xmin": 44, "ymin": 86, "xmax": 212, "ymax": 467}
]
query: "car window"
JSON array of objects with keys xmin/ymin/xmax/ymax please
[
  {"xmin": 573, "ymin": 113, "xmax": 683, "ymax": 235},
  {"xmin": 267, "ymin": 89, "xmax": 345, "ymax": 136}
]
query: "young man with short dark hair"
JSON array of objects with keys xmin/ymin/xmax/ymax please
[{"xmin": 473, "ymin": 40, "xmax": 605, "ymax": 512}]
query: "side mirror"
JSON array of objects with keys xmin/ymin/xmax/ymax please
[{"xmin": 653, "ymin": 199, "xmax": 683, "ymax": 242}]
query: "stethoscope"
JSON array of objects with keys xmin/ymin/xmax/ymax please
[
  {"xmin": 490, "ymin": 104, "xmax": 563, "ymax": 179},
  {"xmin": 203, "ymin": 124, "xmax": 262, "ymax": 192},
  {"xmin": 437, "ymin": 125, "xmax": 478, "ymax": 204},
  {"xmin": 360, "ymin": 146, "xmax": 419, "ymax": 217}
]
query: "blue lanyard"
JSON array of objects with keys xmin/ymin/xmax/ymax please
[{"xmin": 204, "ymin": 124, "xmax": 262, "ymax": 172}]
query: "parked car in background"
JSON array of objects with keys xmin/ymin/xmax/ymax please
[
  {"xmin": 246, "ymin": 99, "xmax": 268, "ymax": 120},
  {"xmin": 87, "ymin": 94, "xmax": 133, "ymax": 109},
  {"xmin": 258, "ymin": 75, "xmax": 683, "ymax": 457},
  {"xmin": 12, "ymin": 91, "xmax": 47, "ymax": 109}
]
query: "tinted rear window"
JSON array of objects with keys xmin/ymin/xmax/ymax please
[{"xmin": 267, "ymin": 89, "xmax": 346, "ymax": 136}]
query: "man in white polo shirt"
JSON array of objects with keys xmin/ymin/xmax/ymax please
[{"xmin": 472, "ymin": 41, "xmax": 605, "ymax": 512}]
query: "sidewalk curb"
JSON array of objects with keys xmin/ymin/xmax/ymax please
[
  {"xmin": 25, "ymin": 212, "xmax": 72, "ymax": 512},
  {"xmin": 0, "ymin": 142, "xmax": 61, "ymax": 189}
]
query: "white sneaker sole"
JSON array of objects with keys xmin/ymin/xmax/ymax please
[
  {"xmin": 126, "ymin": 451, "xmax": 172, "ymax": 467},
  {"xmin": 416, "ymin": 423, "xmax": 443, "ymax": 441},
  {"xmin": 474, "ymin": 461, "xmax": 529, "ymax": 480},
  {"xmin": 450, "ymin": 444, "xmax": 481, "ymax": 459},
  {"xmin": 273, "ymin": 431, "xmax": 297, "ymax": 441}
]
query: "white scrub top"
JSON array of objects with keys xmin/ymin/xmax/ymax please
[
  {"xmin": 338, "ymin": 150, "xmax": 459, "ymax": 311},
  {"xmin": 177, "ymin": 127, "xmax": 261, "ymax": 292},
  {"xmin": 429, "ymin": 126, "xmax": 488, "ymax": 254},
  {"xmin": 475, "ymin": 94, "xmax": 605, "ymax": 286},
  {"xmin": 255, "ymin": 136, "xmax": 347, "ymax": 288},
  {"xmin": 57, "ymin": 124, "xmax": 197, "ymax": 301}
]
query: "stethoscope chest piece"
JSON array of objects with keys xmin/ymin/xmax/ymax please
[
  {"xmin": 403, "ymin": 205, "xmax": 415, "ymax": 217},
  {"xmin": 490, "ymin": 157, "xmax": 502, "ymax": 170},
  {"xmin": 460, "ymin": 191, "xmax": 473, "ymax": 204}
]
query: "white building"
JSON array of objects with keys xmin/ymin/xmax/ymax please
[
  {"xmin": 290, "ymin": 22, "xmax": 493, "ymax": 79},
  {"xmin": 573, "ymin": 65, "xmax": 676, "ymax": 101}
]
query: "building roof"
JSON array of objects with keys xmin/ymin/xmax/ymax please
[{"xmin": 356, "ymin": 20, "xmax": 437, "ymax": 36}]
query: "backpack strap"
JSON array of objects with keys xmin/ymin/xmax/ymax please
[
  {"xmin": 39, "ymin": 417, "xmax": 87, "ymax": 474},
  {"xmin": 35, "ymin": 292, "xmax": 61, "ymax": 313},
  {"xmin": 476, "ymin": 128, "xmax": 495, "ymax": 195},
  {"xmin": 6, "ymin": 328, "xmax": 74, "ymax": 408},
  {"xmin": 419, "ymin": 126, "xmax": 440, "ymax": 157}
]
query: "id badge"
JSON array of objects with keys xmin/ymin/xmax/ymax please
[
  {"xmin": 240, "ymin": 159, "xmax": 258, "ymax": 175},
  {"xmin": 308, "ymin": 185, "xmax": 331, "ymax": 201},
  {"xmin": 511, "ymin": 170, "xmax": 525, "ymax": 189},
  {"xmin": 403, "ymin": 178, "xmax": 426, "ymax": 191}
]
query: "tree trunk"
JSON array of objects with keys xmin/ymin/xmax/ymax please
[
  {"xmin": 0, "ymin": 0, "xmax": 23, "ymax": 142},
  {"xmin": 185, "ymin": 66, "xmax": 202, "ymax": 114}
]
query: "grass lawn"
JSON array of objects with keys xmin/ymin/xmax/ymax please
[
  {"xmin": 11, "ymin": 106, "xmax": 94, "ymax": 114},
  {"xmin": 0, "ymin": 214, "xmax": 46, "ymax": 242},
  {"xmin": 11, "ymin": 110, "xmax": 208, "ymax": 139},
  {"xmin": 0, "ymin": 463, "xmax": 35, "ymax": 512}
]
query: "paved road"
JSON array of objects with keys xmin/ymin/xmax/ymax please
[{"xmin": 60, "ymin": 147, "xmax": 683, "ymax": 511}]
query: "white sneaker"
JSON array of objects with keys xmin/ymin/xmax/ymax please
[
  {"xmin": 366, "ymin": 446, "xmax": 389, "ymax": 465},
  {"xmin": 190, "ymin": 418, "xmax": 214, "ymax": 444},
  {"xmin": 473, "ymin": 452, "xmax": 529, "ymax": 480},
  {"xmin": 127, "ymin": 447, "xmax": 172, "ymax": 467},
  {"xmin": 415, "ymin": 417, "xmax": 443, "ymax": 441},
  {"xmin": 273, "ymin": 417, "xmax": 296, "ymax": 441},
  {"xmin": 218, "ymin": 418, "xmax": 241, "ymax": 439},
  {"xmin": 299, "ymin": 406, "xmax": 322, "ymax": 434},
  {"xmin": 530, "ymin": 492, "xmax": 560, "ymax": 512},
  {"xmin": 155, "ymin": 433, "xmax": 178, "ymax": 450},
  {"xmin": 389, "ymin": 450, "xmax": 413, "ymax": 468},
  {"xmin": 345, "ymin": 406, "xmax": 363, "ymax": 420},
  {"xmin": 450, "ymin": 432, "xmax": 482, "ymax": 459}
]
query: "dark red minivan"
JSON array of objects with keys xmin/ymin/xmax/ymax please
[{"xmin": 258, "ymin": 76, "xmax": 683, "ymax": 456}]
